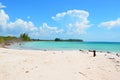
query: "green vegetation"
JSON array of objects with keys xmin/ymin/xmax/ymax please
[
  {"xmin": 31, "ymin": 38, "xmax": 83, "ymax": 42},
  {"xmin": 0, "ymin": 36, "xmax": 17, "ymax": 43},
  {"xmin": 0, "ymin": 33, "xmax": 83, "ymax": 46},
  {"xmin": 54, "ymin": 38, "xmax": 83, "ymax": 42},
  {"xmin": 55, "ymin": 38, "xmax": 61, "ymax": 41},
  {"xmin": 0, "ymin": 33, "xmax": 31, "ymax": 45},
  {"xmin": 0, "ymin": 37, "xmax": 4, "ymax": 43},
  {"xmin": 20, "ymin": 33, "xmax": 31, "ymax": 41}
]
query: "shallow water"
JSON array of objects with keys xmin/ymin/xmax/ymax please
[{"xmin": 9, "ymin": 41, "xmax": 120, "ymax": 53}]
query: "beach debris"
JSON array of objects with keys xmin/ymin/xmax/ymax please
[
  {"xmin": 35, "ymin": 66, "xmax": 38, "ymax": 68},
  {"xmin": 107, "ymin": 51, "xmax": 110, "ymax": 53},
  {"xmin": 116, "ymin": 54, "xmax": 120, "ymax": 57},
  {"xmin": 79, "ymin": 49, "xmax": 83, "ymax": 51},
  {"xmin": 87, "ymin": 67, "xmax": 91, "ymax": 69},
  {"xmin": 104, "ymin": 54, "xmax": 107, "ymax": 56},
  {"xmin": 88, "ymin": 50, "xmax": 93, "ymax": 52},
  {"xmin": 78, "ymin": 72, "xmax": 86, "ymax": 77},
  {"xmin": 79, "ymin": 49, "xmax": 85, "ymax": 53},
  {"xmin": 79, "ymin": 49, "xmax": 88, "ymax": 54},
  {"xmin": 116, "ymin": 65, "xmax": 120, "ymax": 67},
  {"xmin": 116, "ymin": 61, "xmax": 120, "ymax": 63},
  {"xmin": 108, "ymin": 57, "xmax": 115, "ymax": 60},
  {"xmin": 44, "ymin": 49, "xmax": 47, "ymax": 51},
  {"xmin": 25, "ymin": 71, "xmax": 29, "ymax": 73}
]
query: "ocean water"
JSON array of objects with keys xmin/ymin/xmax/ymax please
[{"xmin": 9, "ymin": 41, "xmax": 120, "ymax": 53}]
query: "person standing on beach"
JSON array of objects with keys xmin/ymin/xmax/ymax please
[{"xmin": 93, "ymin": 50, "xmax": 96, "ymax": 57}]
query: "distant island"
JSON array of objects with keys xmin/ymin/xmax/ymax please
[
  {"xmin": 31, "ymin": 38, "xmax": 83, "ymax": 42},
  {"xmin": 54, "ymin": 38, "xmax": 83, "ymax": 42}
]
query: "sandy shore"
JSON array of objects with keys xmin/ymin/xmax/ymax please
[{"xmin": 0, "ymin": 48, "xmax": 120, "ymax": 80}]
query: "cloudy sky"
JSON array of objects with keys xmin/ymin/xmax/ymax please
[{"xmin": 0, "ymin": 0, "xmax": 120, "ymax": 41}]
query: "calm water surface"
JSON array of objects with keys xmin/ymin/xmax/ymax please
[{"xmin": 9, "ymin": 41, "xmax": 120, "ymax": 53}]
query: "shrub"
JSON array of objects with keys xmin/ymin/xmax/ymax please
[
  {"xmin": 0, "ymin": 38, "xmax": 4, "ymax": 43},
  {"xmin": 20, "ymin": 33, "xmax": 31, "ymax": 41}
]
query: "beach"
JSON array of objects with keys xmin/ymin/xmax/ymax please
[{"xmin": 0, "ymin": 48, "xmax": 120, "ymax": 80}]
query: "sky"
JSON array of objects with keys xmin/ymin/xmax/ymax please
[{"xmin": 0, "ymin": 0, "xmax": 120, "ymax": 42}]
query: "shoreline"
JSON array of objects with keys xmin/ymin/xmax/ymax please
[
  {"xmin": 7, "ymin": 45, "xmax": 120, "ymax": 56},
  {"xmin": 0, "ymin": 48, "xmax": 120, "ymax": 80},
  {"xmin": 5, "ymin": 41, "xmax": 120, "ymax": 54},
  {"xmin": 1, "ymin": 47, "xmax": 120, "ymax": 58},
  {"xmin": 1, "ymin": 41, "xmax": 120, "ymax": 57}
]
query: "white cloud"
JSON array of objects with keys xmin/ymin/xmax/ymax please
[
  {"xmin": 52, "ymin": 10, "xmax": 89, "ymax": 21},
  {"xmin": 39, "ymin": 23, "xmax": 63, "ymax": 36},
  {"xmin": 0, "ymin": 9, "xmax": 38, "ymax": 34},
  {"xmin": 0, "ymin": 10, "xmax": 9, "ymax": 27},
  {"xmin": 99, "ymin": 18, "xmax": 120, "ymax": 29},
  {"xmin": 7, "ymin": 19, "xmax": 37, "ymax": 33},
  {"xmin": 52, "ymin": 10, "xmax": 90, "ymax": 35},
  {"xmin": 0, "ymin": 9, "xmax": 63, "ymax": 37},
  {"xmin": 0, "ymin": 9, "xmax": 91, "ymax": 38},
  {"xmin": 0, "ymin": 2, "xmax": 6, "ymax": 8}
]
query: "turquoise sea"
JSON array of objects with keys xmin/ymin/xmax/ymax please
[{"xmin": 9, "ymin": 41, "xmax": 120, "ymax": 53}]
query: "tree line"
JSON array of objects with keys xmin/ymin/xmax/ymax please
[
  {"xmin": 0, "ymin": 33, "xmax": 83, "ymax": 44},
  {"xmin": 0, "ymin": 33, "xmax": 31, "ymax": 43}
]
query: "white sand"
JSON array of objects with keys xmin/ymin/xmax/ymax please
[{"xmin": 0, "ymin": 48, "xmax": 120, "ymax": 80}]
